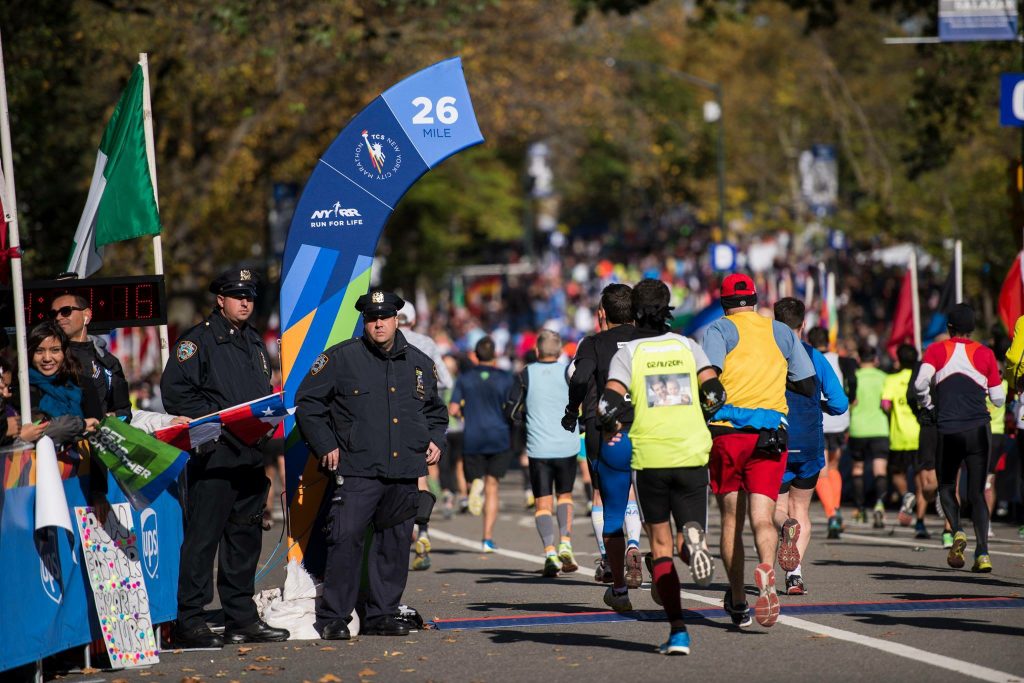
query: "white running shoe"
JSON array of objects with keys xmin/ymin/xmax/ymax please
[{"xmin": 468, "ymin": 478, "xmax": 485, "ymax": 516}]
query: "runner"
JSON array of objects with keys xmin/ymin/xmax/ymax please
[
  {"xmin": 506, "ymin": 330, "xmax": 581, "ymax": 576},
  {"xmin": 599, "ymin": 281, "xmax": 721, "ymax": 654},
  {"xmin": 914, "ymin": 303, "xmax": 1005, "ymax": 572},
  {"xmin": 808, "ymin": 327, "xmax": 856, "ymax": 539},
  {"xmin": 771, "ymin": 299, "xmax": 848, "ymax": 596},
  {"xmin": 450, "ymin": 336, "xmax": 516, "ymax": 551},
  {"xmin": 564, "ymin": 283, "xmax": 658, "ymax": 597},
  {"xmin": 848, "ymin": 345, "xmax": 890, "ymax": 528},
  {"xmin": 702, "ymin": 274, "xmax": 816, "ymax": 628},
  {"xmin": 985, "ymin": 370, "xmax": 1008, "ymax": 533},
  {"xmin": 907, "ymin": 349, "xmax": 942, "ymax": 541},
  {"xmin": 881, "ymin": 344, "xmax": 922, "ymax": 531}
]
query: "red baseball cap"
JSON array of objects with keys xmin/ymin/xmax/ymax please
[{"xmin": 721, "ymin": 273, "xmax": 756, "ymax": 298}]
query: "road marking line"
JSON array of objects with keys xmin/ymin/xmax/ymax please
[
  {"xmin": 431, "ymin": 528, "xmax": 1023, "ymax": 683},
  {"xmin": 841, "ymin": 532, "xmax": 1024, "ymax": 559}
]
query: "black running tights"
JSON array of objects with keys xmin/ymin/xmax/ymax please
[{"xmin": 938, "ymin": 425, "xmax": 990, "ymax": 556}]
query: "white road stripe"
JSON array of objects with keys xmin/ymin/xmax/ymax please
[
  {"xmin": 841, "ymin": 532, "xmax": 1024, "ymax": 559},
  {"xmin": 431, "ymin": 528, "xmax": 1022, "ymax": 683}
]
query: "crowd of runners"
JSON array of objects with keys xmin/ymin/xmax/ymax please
[{"xmin": 408, "ymin": 274, "xmax": 1014, "ymax": 656}]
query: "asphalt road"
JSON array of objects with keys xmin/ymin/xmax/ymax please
[{"xmin": 56, "ymin": 476, "xmax": 1024, "ymax": 683}]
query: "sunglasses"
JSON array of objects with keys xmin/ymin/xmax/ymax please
[{"xmin": 48, "ymin": 306, "xmax": 86, "ymax": 319}]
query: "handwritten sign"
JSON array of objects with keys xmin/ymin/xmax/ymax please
[{"xmin": 75, "ymin": 504, "xmax": 159, "ymax": 668}]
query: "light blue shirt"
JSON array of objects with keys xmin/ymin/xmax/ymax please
[{"xmin": 524, "ymin": 360, "xmax": 580, "ymax": 459}]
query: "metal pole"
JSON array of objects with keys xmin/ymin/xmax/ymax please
[
  {"xmin": 715, "ymin": 85, "xmax": 726, "ymax": 231},
  {"xmin": 0, "ymin": 28, "xmax": 32, "ymax": 424},
  {"xmin": 139, "ymin": 53, "xmax": 171, "ymax": 370},
  {"xmin": 954, "ymin": 239, "xmax": 963, "ymax": 304},
  {"xmin": 910, "ymin": 249, "xmax": 922, "ymax": 353}
]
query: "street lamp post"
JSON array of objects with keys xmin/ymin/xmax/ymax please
[{"xmin": 607, "ymin": 57, "xmax": 726, "ymax": 231}]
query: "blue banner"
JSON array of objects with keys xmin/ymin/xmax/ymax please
[
  {"xmin": 279, "ymin": 57, "xmax": 484, "ymax": 567},
  {"xmin": 0, "ymin": 462, "xmax": 182, "ymax": 672},
  {"xmin": 1000, "ymin": 73, "xmax": 1024, "ymax": 127},
  {"xmin": 939, "ymin": 0, "xmax": 1017, "ymax": 41}
]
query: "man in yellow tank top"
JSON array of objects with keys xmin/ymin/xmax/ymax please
[{"xmin": 701, "ymin": 274, "xmax": 817, "ymax": 629}]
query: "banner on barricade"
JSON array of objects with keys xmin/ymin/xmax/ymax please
[
  {"xmin": 88, "ymin": 417, "xmax": 188, "ymax": 511},
  {"xmin": 75, "ymin": 504, "xmax": 159, "ymax": 668}
]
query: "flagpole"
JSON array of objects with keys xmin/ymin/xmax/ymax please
[
  {"xmin": 910, "ymin": 249, "xmax": 922, "ymax": 353},
  {"xmin": 954, "ymin": 239, "xmax": 963, "ymax": 304},
  {"xmin": 139, "ymin": 53, "xmax": 170, "ymax": 370},
  {"xmin": 826, "ymin": 270, "xmax": 837, "ymax": 351},
  {"xmin": 0, "ymin": 30, "xmax": 32, "ymax": 424}
]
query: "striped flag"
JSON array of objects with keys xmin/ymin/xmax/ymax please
[{"xmin": 67, "ymin": 64, "xmax": 161, "ymax": 277}]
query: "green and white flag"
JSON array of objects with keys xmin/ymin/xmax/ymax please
[{"xmin": 67, "ymin": 64, "xmax": 161, "ymax": 277}]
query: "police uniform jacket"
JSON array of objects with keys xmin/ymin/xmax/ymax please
[
  {"xmin": 295, "ymin": 330, "xmax": 448, "ymax": 480},
  {"xmin": 71, "ymin": 336, "xmax": 132, "ymax": 421},
  {"xmin": 161, "ymin": 309, "xmax": 273, "ymax": 468}
]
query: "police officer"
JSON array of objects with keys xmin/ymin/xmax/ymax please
[
  {"xmin": 295, "ymin": 289, "xmax": 448, "ymax": 640},
  {"xmin": 162, "ymin": 268, "xmax": 289, "ymax": 648}
]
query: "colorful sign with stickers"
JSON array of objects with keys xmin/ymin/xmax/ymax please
[
  {"xmin": 75, "ymin": 503, "xmax": 160, "ymax": 668},
  {"xmin": 279, "ymin": 57, "xmax": 484, "ymax": 566}
]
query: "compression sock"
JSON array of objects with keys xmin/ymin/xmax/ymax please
[
  {"xmin": 652, "ymin": 557, "xmax": 682, "ymax": 621},
  {"xmin": 591, "ymin": 506, "xmax": 606, "ymax": 556},
  {"xmin": 874, "ymin": 475, "xmax": 888, "ymax": 507},
  {"xmin": 624, "ymin": 501, "xmax": 642, "ymax": 548},
  {"xmin": 829, "ymin": 469, "xmax": 843, "ymax": 513},
  {"xmin": 853, "ymin": 474, "xmax": 864, "ymax": 511},
  {"xmin": 605, "ymin": 533, "xmax": 626, "ymax": 588},
  {"xmin": 816, "ymin": 476, "xmax": 836, "ymax": 518},
  {"xmin": 557, "ymin": 494, "xmax": 574, "ymax": 541},
  {"xmin": 535, "ymin": 510, "xmax": 556, "ymax": 551}
]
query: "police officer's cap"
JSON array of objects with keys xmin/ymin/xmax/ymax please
[
  {"xmin": 355, "ymin": 290, "xmax": 404, "ymax": 318},
  {"xmin": 210, "ymin": 268, "xmax": 259, "ymax": 298}
]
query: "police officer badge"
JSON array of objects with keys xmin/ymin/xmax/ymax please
[
  {"xmin": 177, "ymin": 340, "xmax": 198, "ymax": 362},
  {"xmin": 371, "ymin": 291, "xmax": 384, "ymax": 304},
  {"xmin": 415, "ymin": 367, "xmax": 425, "ymax": 399},
  {"xmin": 311, "ymin": 353, "xmax": 328, "ymax": 376}
]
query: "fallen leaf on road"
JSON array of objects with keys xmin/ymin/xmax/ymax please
[
  {"xmin": 181, "ymin": 678, "xmax": 201, "ymax": 683},
  {"xmin": 809, "ymin": 634, "xmax": 829, "ymax": 639},
  {"xmin": 237, "ymin": 647, "xmax": 253, "ymax": 654},
  {"xmin": 112, "ymin": 679, "xmax": 129, "ymax": 683},
  {"xmin": 318, "ymin": 674, "xmax": 342, "ymax": 683},
  {"xmin": 401, "ymin": 669, "xmax": 416, "ymax": 673},
  {"xmin": 569, "ymin": 663, "xmax": 581, "ymax": 668},
  {"xmin": 358, "ymin": 668, "xmax": 377, "ymax": 677},
  {"xmin": 418, "ymin": 656, "xmax": 429, "ymax": 661},
  {"xmin": 215, "ymin": 673, "xmax": 227, "ymax": 678},
  {"xmin": 387, "ymin": 651, "xmax": 403, "ymax": 657},
  {"xmin": 181, "ymin": 669, "xmax": 196, "ymax": 673},
  {"xmin": 443, "ymin": 637, "xmax": 457, "ymax": 643},
  {"xmin": 244, "ymin": 665, "xmax": 275, "ymax": 671},
  {"xmin": 255, "ymin": 656, "xmax": 272, "ymax": 662},
  {"xmin": 320, "ymin": 646, "xmax": 337, "ymax": 651}
]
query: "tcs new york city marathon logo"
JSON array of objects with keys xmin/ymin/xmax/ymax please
[{"xmin": 354, "ymin": 129, "xmax": 402, "ymax": 181}]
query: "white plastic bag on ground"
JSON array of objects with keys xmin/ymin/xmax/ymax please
[{"xmin": 254, "ymin": 559, "xmax": 359, "ymax": 639}]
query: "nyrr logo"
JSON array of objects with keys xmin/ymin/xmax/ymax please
[
  {"xmin": 140, "ymin": 508, "xmax": 159, "ymax": 579},
  {"xmin": 354, "ymin": 129, "xmax": 402, "ymax": 181},
  {"xmin": 309, "ymin": 202, "xmax": 363, "ymax": 228},
  {"xmin": 38, "ymin": 530, "xmax": 63, "ymax": 604}
]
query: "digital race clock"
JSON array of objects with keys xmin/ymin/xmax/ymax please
[{"xmin": 0, "ymin": 275, "xmax": 168, "ymax": 330}]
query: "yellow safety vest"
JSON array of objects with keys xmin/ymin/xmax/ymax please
[{"xmin": 629, "ymin": 337, "xmax": 712, "ymax": 469}]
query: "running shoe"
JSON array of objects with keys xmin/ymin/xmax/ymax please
[
  {"xmin": 594, "ymin": 556, "xmax": 613, "ymax": 583},
  {"xmin": 723, "ymin": 589, "xmax": 752, "ymax": 628},
  {"xmin": 947, "ymin": 531, "xmax": 967, "ymax": 568},
  {"xmin": 971, "ymin": 554, "xmax": 993, "ymax": 573},
  {"xmin": 658, "ymin": 629, "xmax": 691, "ymax": 655},
  {"xmin": 785, "ymin": 573, "xmax": 806, "ymax": 595},
  {"xmin": 852, "ymin": 508, "xmax": 866, "ymax": 524},
  {"xmin": 457, "ymin": 496, "xmax": 469, "ymax": 514},
  {"xmin": 682, "ymin": 521, "xmax": 715, "ymax": 587},
  {"xmin": 441, "ymin": 491, "xmax": 455, "ymax": 520},
  {"xmin": 914, "ymin": 521, "xmax": 930, "ymax": 540},
  {"xmin": 753, "ymin": 563, "xmax": 780, "ymax": 627},
  {"xmin": 468, "ymin": 479, "xmax": 485, "ymax": 516},
  {"xmin": 827, "ymin": 515, "xmax": 842, "ymax": 540},
  {"xmin": 524, "ymin": 489, "xmax": 535, "ymax": 509},
  {"xmin": 543, "ymin": 555, "xmax": 561, "ymax": 577},
  {"xmin": 934, "ymin": 494, "xmax": 943, "ymax": 519},
  {"xmin": 481, "ymin": 539, "xmax": 497, "ymax": 553},
  {"xmin": 942, "ymin": 531, "xmax": 954, "ymax": 549},
  {"xmin": 872, "ymin": 500, "xmax": 885, "ymax": 529},
  {"xmin": 625, "ymin": 546, "xmax": 643, "ymax": 589},
  {"xmin": 898, "ymin": 492, "xmax": 916, "ymax": 527},
  {"xmin": 411, "ymin": 535, "xmax": 431, "ymax": 571},
  {"xmin": 557, "ymin": 542, "xmax": 579, "ymax": 573},
  {"xmin": 603, "ymin": 586, "xmax": 632, "ymax": 613},
  {"xmin": 777, "ymin": 518, "xmax": 801, "ymax": 572}
]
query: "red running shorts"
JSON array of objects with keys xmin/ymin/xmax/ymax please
[{"xmin": 709, "ymin": 432, "xmax": 787, "ymax": 500}]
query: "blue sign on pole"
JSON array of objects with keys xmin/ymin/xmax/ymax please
[
  {"xmin": 1000, "ymin": 74, "xmax": 1024, "ymax": 127},
  {"xmin": 939, "ymin": 0, "xmax": 1017, "ymax": 41}
]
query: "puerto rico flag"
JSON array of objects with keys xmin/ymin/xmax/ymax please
[
  {"xmin": 219, "ymin": 392, "xmax": 291, "ymax": 446},
  {"xmin": 153, "ymin": 414, "xmax": 222, "ymax": 451}
]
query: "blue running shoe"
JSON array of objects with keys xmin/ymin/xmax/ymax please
[
  {"xmin": 658, "ymin": 629, "xmax": 691, "ymax": 655},
  {"xmin": 481, "ymin": 539, "xmax": 497, "ymax": 553}
]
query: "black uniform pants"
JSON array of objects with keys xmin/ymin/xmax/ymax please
[
  {"xmin": 176, "ymin": 459, "xmax": 269, "ymax": 630},
  {"xmin": 317, "ymin": 476, "xmax": 417, "ymax": 629}
]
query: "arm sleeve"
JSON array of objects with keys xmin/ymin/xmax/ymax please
[
  {"xmin": 982, "ymin": 348, "xmax": 1006, "ymax": 407},
  {"xmin": 160, "ymin": 341, "xmax": 218, "ymax": 418},
  {"xmin": 816, "ymin": 350, "xmax": 849, "ymax": 416},
  {"xmin": 914, "ymin": 348, "xmax": 939, "ymax": 410},
  {"xmin": 294, "ymin": 354, "xmax": 340, "ymax": 458},
  {"xmin": 566, "ymin": 336, "xmax": 597, "ymax": 414},
  {"xmin": 606, "ymin": 347, "xmax": 632, "ymax": 388}
]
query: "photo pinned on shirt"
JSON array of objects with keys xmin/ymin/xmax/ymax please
[{"xmin": 645, "ymin": 373, "xmax": 692, "ymax": 408}]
